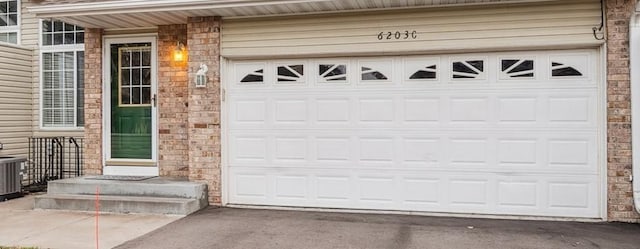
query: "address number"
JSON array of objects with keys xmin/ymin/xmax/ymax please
[{"xmin": 377, "ymin": 31, "xmax": 418, "ymax": 40}]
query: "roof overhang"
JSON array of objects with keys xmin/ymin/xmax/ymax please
[{"xmin": 27, "ymin": 0, "xmax": 558, "ymax": 29}]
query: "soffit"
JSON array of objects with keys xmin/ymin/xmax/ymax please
[{"xmin": 28, "ymin": 0, "xmax": 562, "ymax": 29}]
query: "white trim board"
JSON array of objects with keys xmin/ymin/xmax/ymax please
[
  {"xmin": 27, "ymin": 0, "xmax": 554, "ymax": 17},
  {"xmin": 26, "ymin": 0, "xmax": 561, "ymax": 29},
  {"xmin": 629, "ymin": 7, "xmax": 640, "ymax": 215}
]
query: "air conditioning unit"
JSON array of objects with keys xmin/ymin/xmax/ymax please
[{"xmin": 0, "ymin": 157, "xmax": 24, "ymax": 201}]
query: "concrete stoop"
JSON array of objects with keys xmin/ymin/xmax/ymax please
[{"xmin": 34, "ymin": 176, "xmax": 208, "ymax": 215}]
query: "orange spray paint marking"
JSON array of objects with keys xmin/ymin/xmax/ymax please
[{"xmin": 95, "ymin": 185, "xmax": 100, "ymax": 249}]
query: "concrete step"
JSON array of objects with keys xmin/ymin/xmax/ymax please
[
  {"xmin": 35, "ymin": 194, "xmax": 206, "ymax": 215},
  {"xmin": 47, "ymin": 177, "xmax": 207, "ymax": 199}
]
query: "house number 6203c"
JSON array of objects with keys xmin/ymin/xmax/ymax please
[{"xmin": 377, "ymin": 31, "xmax": 418, "ymax": 40}]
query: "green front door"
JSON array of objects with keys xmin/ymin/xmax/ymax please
[{"xmin": 110, "ymin": 43, "xmax": 153, "ymax": 159}]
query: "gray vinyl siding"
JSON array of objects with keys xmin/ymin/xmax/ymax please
[
  {"xmin": 222, "ymin": 0, "xmax": 603, "ymax": 59},
  {"xmin": 0, "ymin": 44, "xmax": 32, "ymax": 157}
]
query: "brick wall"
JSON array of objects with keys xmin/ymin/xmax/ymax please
[
  {"xmin": 83, "ymin": 28, "xmax": 103, "ymax": 176},
  {"xmin": 158, "ymin": 25, "xmax": 190, "ymax": 178},
  {"xmin": 187, "ymin": 17, "xmax": 222, "ymax": 204},
  {"xmin": 606, "ymin": 0, "xmax": 640, "ymax": 222}
]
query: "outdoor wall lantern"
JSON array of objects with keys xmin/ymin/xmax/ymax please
[
  {"xmin": 196, "ymin": 63, "xmax": 208, "ymax": 88},
  {"xmin": 174, "ymin": 41, "xmax": 186, "ymax": 62}
]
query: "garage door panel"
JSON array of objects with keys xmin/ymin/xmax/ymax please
[
  {"xmin": 234, "ymin": 174, "xmax": 268, "ymax": 199},
  {"xmin": 545, "ymin": 177, "xmax": 600, "ymax": 217},
  {"xmin": 449, "ymin": 97, "xmax": 490, "ymax": 123},
  {"xmin": 231, "ymin": 136, "xmax": 268, "ymax": 163},
  {"xmin": 448, "ymin": 138, "xmax": 490, "ymax": 166},
  {"xmin": 316, "ymin": 98, "xmax": 351, "ymax": 123},
  {"xmin": 357, "ymin": 176, "xmax": 396, "ymax": 203},
  {"xmin": 228, "ymin": 168, "xmax": 600, "ymax": 217},
  {"xmin": 403, "ymin": 97, "xmax": 441, "ymax": 123},
  {"xmin": 230, "ymin": 98, "xmax": 267, "ymax": 124},
  {"xmin": 401, "ymin": 138, "xmax": 441, "ymax": 166},
  {"xmin": 274, "ymin": 175, "xmax": 309, "ymax": 200},
  {"xmin": 547, "ymin": 96, "xmax": 595, "ymax": 124},
  {"xmin": 229, "ymin": 131, "xmax": 599, "ymax": 174},
  {"xmin": 449, "ymin": 179, "xmax": 490, "ymax": 206},
  {"xmin": 497, "ymin": 139, "xmax": 538, "ymax": 166},
  {"xmin": 402, "ymin": 178, "xmax": 442, "ymax": 205},
  {"xmin": 274, "ymin": 99, "xmax": 309, "ymax": 124},
  {"xmin": 497, "ymin": 180, "xmax": 539, "ymax": 208},
  {"xmin": 497, "ymin": 97, "xmax": 538, "ymax": 123},
  {"xmin": 229, "ymin": 91, "xmax": 597, "ymax": 130},
  {"xmin": 358, "ymin": 137, "xmax": 395, "ymax": 164},
  {"xmin": 316, "ymin": 137, "xmax": 353, "ymax": 162},
  {"xmin": 358, "ymin": 98, "xmax": 395, "ymax": 123},
  {"xmin": 316, "ymin": 175, "xmax": 352, "ymax": 202},
  {"xmin": 226, "ymin": 49, "xmax": 602, "ymax": 218},
  {"xmin": 274, "ymin": 137, "xmax": 308, "ymax": 162}
]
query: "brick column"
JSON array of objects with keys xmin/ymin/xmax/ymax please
[
  {"xmin": 606, "ymin": 0, "xmax": 640, "ymax": 222},
  {"xmin": 187, "ymin": 17, "xmax": 222, "ymax": 204},
  {"xmin": 83, "ymin": 28, "xmax": 103, "ymax": 176},
  {"xmin": 158, "ymin": 25, "xmax": 189, "ymax": 178}
]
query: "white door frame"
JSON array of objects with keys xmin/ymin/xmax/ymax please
[
  {"xmin": 221, "ymin": 56, "xmax": 229, "ymax": 205},
  {"xmin": 102, "ymin": 35, "xmax": 159, "ymax": 176}
]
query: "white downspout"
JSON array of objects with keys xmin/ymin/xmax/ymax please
[{"xmin": 629, "ymin": 4, "xmax": 640, "ymax": 214}]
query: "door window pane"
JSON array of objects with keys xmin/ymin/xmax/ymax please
[{"xmin": 119, "ymin": 47, "xmax": 152, "ymax": 106}]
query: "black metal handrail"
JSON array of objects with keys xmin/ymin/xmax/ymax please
[
  {"xmin": 68, "ymin": 137, "xmax": 83, "ymax": 177},
  {"xmin": 24, "ymin": 137, "xmax": 84, "ymax": 192}
]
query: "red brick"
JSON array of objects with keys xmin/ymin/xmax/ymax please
[
  {"xmin": 83, "ymin": 28, "xmax": 103, "ymax": 176},
  {"xmin": 187, "ymin": 16, "xmax": 222, "ymax": 205},
  {"xmin": 605, "ymin": 0, "xmax": 640, "ymax": 222},
  {"xmin": 157, "ymin": 24, "xmax": 190, "ymax": 178}
]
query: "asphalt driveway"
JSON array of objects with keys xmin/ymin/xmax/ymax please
[{"xmin": 116, "ymin": 207, "xmax": 640, "ymax": 249}]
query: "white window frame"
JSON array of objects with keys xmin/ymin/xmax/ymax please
[
  {"xmin": 39, "ymin": 19, "xmax": 85, "ymax": 130},
  {"xmin": 0, "ymin": 0, "xmax": 20, "ymax": 45}
]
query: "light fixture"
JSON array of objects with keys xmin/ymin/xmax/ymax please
[
  {"xmin": 196, "ymin": 63, "xmax": 208, "ymax": 88},
  {"xmin": 174, "ymin": 41, "xmax": 186, "ymax": 62}
]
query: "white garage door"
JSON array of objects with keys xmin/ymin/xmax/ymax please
[{"xmin": 225, "ymin": 49, "xmax": 603, "ymax": 218}]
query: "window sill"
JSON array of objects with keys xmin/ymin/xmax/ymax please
[{"xmin": 38, "ymin": 127, "xmax": 85, "ymax": 132}]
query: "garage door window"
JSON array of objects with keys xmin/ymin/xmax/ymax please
[
  {"xmin": 319, "ymin": 64, "xmax": 347, "ymax": 82},
  {"xmin": 551, "ymin": 62, "xmax": 583, "ymax": 77},
  {"xmin": 501, "ymin": 59, "xmax": 534, "ymax": 78},
  {"xmin": 452, "ymin": 60, "xmax": 485, "ymax": 79},
  {"xmin": 549, "ymin": 55, "xmax": 587, "ymax": 78},
  {"xmin": 276, "ymin": 64, "xmax": 304, "ymax": 83},
  {"xmin": 241, "ymin": 68, "xmax": 264, "ymax": 83},
  {"xmin": 361, "ymin": 67, "xmax": 387, "ymax": 80},
  {"xmin": 405, "ymin": 59, "xmax": 439, "ymax": 81},
  {"xmin": 409, "ymin": 65, "xmax": 437, "ymax": 80}
]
